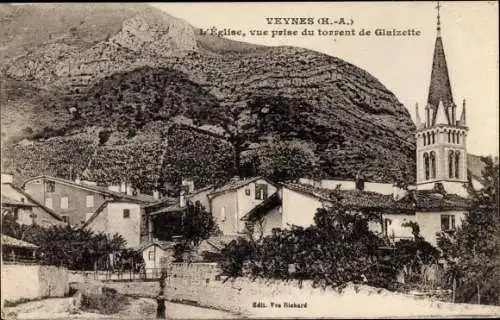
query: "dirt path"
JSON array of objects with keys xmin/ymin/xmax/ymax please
[{"xmin": 1, "ymin": 297, "xmax": 238, "ymax": 319}]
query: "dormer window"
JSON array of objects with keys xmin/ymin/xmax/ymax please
[{"xmin": 255, "ymin": 184, "xmax": 268, "ymax": 200}]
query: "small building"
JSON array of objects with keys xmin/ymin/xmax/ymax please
[
  {"xmin": 1, "ymin": 234, "xmax": 39, "ymax": 263},
  {"xmin": 1, "ymin": 173, "xmax": 65, "ymax": 227},
  {"xmin": 82, "ymin": 200, "xmax": 144, "ymax": 248},
  {"xmin": 22, "ymin": 175, "xmax": 155, "ymax": 227},
  {"xmin": 134, "ymin": 240, "xmax": 175, "ymax": 270}
]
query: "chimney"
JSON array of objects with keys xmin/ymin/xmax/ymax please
[
  {"xmin": 179, "ymin": 189, "xmax": 186, "ymax": 207},
  {"xmin": 120, "ymin": 181, "xmax": 127, "ymax": 193},
  {"xmin": 126, "ymin": 185, "xmax": 134, "ymax": 196},
  {"xmin": 355, "ymin": 174, "xmax": 365, "ymax": 192},
  {"xmin": 181, "ymin": 178, "xmax": 195, "ymax": 193},
  {"xmin": 153, "ymin": 189, "xmax": 160, "ymax": 200},
  {"xmin": 1, "ymin": 173, "xmax": 13, "ymax": 184}
]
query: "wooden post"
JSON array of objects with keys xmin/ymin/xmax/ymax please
[
  {"xmin": 452, "ymin": 276, "xmax": 456, "ymax": 303},
  {"xmin": 477, "ymin": 283, "xmax": 481, "ymax": 304}
]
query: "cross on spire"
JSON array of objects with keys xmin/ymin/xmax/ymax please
[{"xmin": 436, "ymin": 1, "xmax": 442, "ymax": 36}]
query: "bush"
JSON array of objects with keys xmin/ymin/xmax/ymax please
[{"xmin": 81, "ymin": 288, "xmax": 129, "ymax": 314}]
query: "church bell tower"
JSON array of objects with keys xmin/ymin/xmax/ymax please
[{"xmin": 415, "ymin": 2, "xmax": 469, "ymax": 196}]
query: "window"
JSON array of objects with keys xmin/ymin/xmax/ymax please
[
  {"xmin": 452, "ymin": 132, "xmax": 456, "ymax": 143},
  {"xmin": 447, "ymin": 132, "xmax": 451, "ymax": 143},
  {"xmin": 455, "ymin": 152, "xmax": 460, "ymax": 179},
  {"xmin": 457, "ymin": 134, "xmax": 460, "ymax": 144},
  {"xmin": 424, "ymin": 153, "xmax": 430, "ymax": 180},
  {"xmin": 431, "ymin": 132, "xmax": 435, "ymax": 144},
  {"xmin": 255, "ymin": 184, "xmax": 268, "ymax": 200},
  {"xmin": 441, "ymin": 215, "xmax": 456, "ymax": 231},
  {"xmin": 245, "ymin": 188, "xmax": 251, "ymax": 196},
  {"xmin": 430, "ymin": 151, "xmax": 436, "ymax": 179},
  {"xmin": 448, "ymin": 151, "xmax": 454, "ymax": 178},
  {"xmin": 45, "ymin": 198, "xmax": 53, "ymax": 209},
  {"xmin": 148, "ymin": 251, "xmax": 155, "ymax": 261},
  {"xmin": 13, "ymin": 209, "xmax": 19, "ymax": 221},
  {"xmin": 123, "ymin": 209, "xmax": 130, "ymax": 219},
  {"xmin": 45, "ymin": 181, "xmax": 55, "ymax": 193},
  {"xmin": 220, "ymin": 206, "xmax": 226, "ymax": 222},
  {"xmin": 85, "ymin": 195, "xmax": 94, "ymax": 208},
  {"xmin": 423, "ymin": 135, "xmax": 427, "ymax": 146},
  {"xmin": 60, "ymin": 196, "xmax": 69, "ymax": 210}
]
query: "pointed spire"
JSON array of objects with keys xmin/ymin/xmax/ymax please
[
  {"xmin": 415, "ymin": 103, "xmax": 422, "ymax": 128},
  {"xmin": 427, "ymin": 1, "xmax": 454, "ymax": 125},
  {"xmin": 460, "ymin": 99, "xmax": 466, "ymax": 125}
]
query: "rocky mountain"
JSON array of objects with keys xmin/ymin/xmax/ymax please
[{"xmin": 0, "ymin": 3, "xmax": 418, "ymax": 193}]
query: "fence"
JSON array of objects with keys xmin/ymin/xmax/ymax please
[{"xmin": 79, "ymin": 268, "xmax": 165, "ymax": 282}]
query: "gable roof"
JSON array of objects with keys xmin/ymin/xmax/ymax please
[
  {"xmin": 407, "ymin": 189, "xmax": 470, "ymax": 212},
  {"xmin": 81, "ymin": 199, "xmax": 143, "ymax": 229},
  {"xmin": 1, "ymin": 183, "xmax": 64, "ymax": 222},
  {"xmin": 133, "ymin": 240, "xmax": 175, "ymax": 252},
  {"xmin": 1, "ymin": 234, "xmax": 38, "ymax": 249},
  {"xmin": 22, "ymin": 175, "xmax": 155, "ymax": 203},
  {"xmin": 208, "ymin": 177, "xmax": 275, "ymax": 198},
  {"xmin": 143, "ymin": 185, "xmax": 213, "ymax": 210}
]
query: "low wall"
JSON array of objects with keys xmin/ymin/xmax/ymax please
[
  {"xmin": 1, "ymin": 264, "xmax": 69, "ymax": 306},
  {"xmin": 83, "ymin": 263, "xmax": 500, "ymax": 317}
]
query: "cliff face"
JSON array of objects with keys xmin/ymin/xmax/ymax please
[{"xmin": 1, "ymin": 3, "xmax": 416, "ymax": 191}]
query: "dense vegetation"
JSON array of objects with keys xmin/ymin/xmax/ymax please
[
  {"xmin": 438, "ymin": 156, "xmax": 500, "ymax": 305},
  {"xmin": 1, "ymin": 214, "xmax": 128, "ymax": 271}
]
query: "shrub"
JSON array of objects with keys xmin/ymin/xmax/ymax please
[{"xmin": 80, "ymin": 288, "xmax": 129, "ymax": 314}]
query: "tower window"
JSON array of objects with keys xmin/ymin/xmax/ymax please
[
  {"xmin": 457, "ymin": 133, "xmax": 460, "ymax": 144},
  {"xmin": 452, "ymin": 132, "xmax": 456, "ymax": 143},
  {"xmin": 455, "ymin": 152, "xmax": 460, "ymax": 179},
  {"xmin": 448, "ymin": 151, "xmax": 454, "ymax": 178},
  {"xmin": 430, "ymin": 151, "xmax": 436, "ymax": 179},
  {"xmin": 423, "ymin": 135, "xmax": 426, "ymax": 146},
  {"xmin": 448, "ymin": 132, "xmax": 451, "ymax": 143},
  {"xmin": 431, "ymin": 132, "xmax": 435, "ymax": 144},
  {"xmin": 424, "ymin": 153, "xmax": 430, "ymax": 180}
]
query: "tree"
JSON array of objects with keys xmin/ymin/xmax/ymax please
[
  {"xmin": 438, "ymin": 156, "xmax": 500, "ymax": 305},
  {"xmin": 190, "ymin": 95, "xmax": 321, "ymax": 177},
  {"xmin": 172, "ymin": 201, "xmax": 219, "ymax": 261}
]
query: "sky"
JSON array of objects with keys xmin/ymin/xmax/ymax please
[{"xmin": 150, "ymin": 2, "xmax": 499, "ymax": 156}]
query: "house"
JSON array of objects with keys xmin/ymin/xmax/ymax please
[
  {"xmin": 141, "ymin": 180, "xmax": 214, "ymax": 242},
  {"xmin": 22, "ymin": 175, "xmax": 156, "ymax": 227},
  {"xmin": 82, "ymin": 200, "xmax": 144, "ymax": 248},
  {"xmin": 207, "ymin": 176, "xmax": 278, "ymax": 235},
  {"xmin": 1, "ymin": 173, "xmax": 65, "ymax": 227},
  {"xmin": 243, "ymin": 181, "xmax": 469, "ymax": 247},
  {"xmin": 1, "ymin": 234, "xmax": 39, "ymax": 263}
]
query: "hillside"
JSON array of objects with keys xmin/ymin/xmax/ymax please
[{"xmin": 1, "ymin": 3, "xmax": 418, "ymax": 193}]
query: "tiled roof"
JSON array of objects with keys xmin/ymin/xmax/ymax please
[
  {"xmin": 22, "ymin": 175, "xmax": 155, "ymax": 203},
  {"xmin": 204, "ymin": 235, "xmax": 242, "ymax": 250},
  {"xmin": 410, "ymin": 190, "xmax": 470, "ymax": 211},
  {"xmin": 1, "ymin": 234, "xmax": 38, "ymax": 248},
  {"xmin": 282, "ymin": 183, "xmax": 469, "ymax": 212},
  {"xmin": 208, "ymin": 177, "xmax": 268, "ymax": 198},
  {"xmin": 282, "ymin": 183, "xmax": 414, "ymax": 212},
  {"xmin": 149, "ymin": 203, "xmax": 187, "ymax": 216}
]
